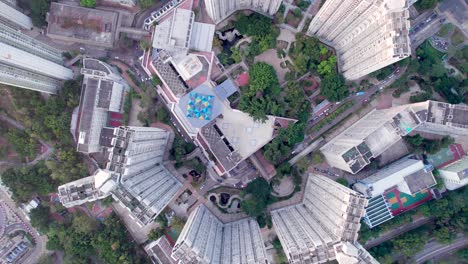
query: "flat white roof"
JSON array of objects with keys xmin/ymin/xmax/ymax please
[
  {"xmin": 189, "ymin": 22, "xmax": 215, "ymax": 52},
  {"xmin": 217, "ymin": 106, "xmax": 275, "ymax": 159},
  {"xmin": 173, "ymin": 54, "xmax": 203, "ymax": 80},
  {"xmin": 152, "ymin": 8, "xmax": 193, "ymax": 51}
]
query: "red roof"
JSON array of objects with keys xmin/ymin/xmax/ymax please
[
  {"xmin": 108, "ymin": 120, "xmax": 122, "ymax": 127},
  {"xmin": 109, "ymin": 112, "xmax": 123, "ymax": 119},
  {"xmin": 236, "ymin": 72, "xmax": 249, "ymax": 87}
]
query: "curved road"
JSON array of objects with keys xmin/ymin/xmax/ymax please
[
  {"xmin": 414, "ymin": 237, "xmax": 468, "ymax": 263},
  {"xmin": 0, "ymin": 191, "xmax": 47, "ymax": 264}
]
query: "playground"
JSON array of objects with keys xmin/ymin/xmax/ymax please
[
  {"xmin": 427, "ymin": 144, "xmax": 464, "ymax": 168},
  {"xmin": 384, "ymin": 187, "xmax": 433, "ymax": 216}
]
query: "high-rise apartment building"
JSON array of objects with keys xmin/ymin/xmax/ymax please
[
  {"xmin": 271, "ymin": 174, "xmax": 377, "ymax": 264},
  {"xmin": 0, "ymin": 0, "xmax": 33, "ymax": 30},
  {"xmin": 320, "ymin": 101, "xmax": 468, "ymax": 174},
  {"xmin": 320, "ymin": 105, "xmax": 421, "ymax": 174},
  {"xmin": 438, "ymin": 157, "xmax": 468, "ymax": 190},
  {"xmin": 75, "ymin": 58, "xmax": 129, "ymax": 154},
  {"xmin": 172, "ymin": 205, "xmax": 267, "ymax": 264},
  {"xmin": 59, "ymin": 126, "xmax": 182, "ymax": 226},
  {"xmin": 204, "ymin": 0, "xmax": 282, "ymax": 23},
  {"xmin": 0, "ymin": 23, "xmax": 73, "ymax": 94},
  {"xmin": 307, "ymin": 0, "xmax": 411, "ymax": 80}
]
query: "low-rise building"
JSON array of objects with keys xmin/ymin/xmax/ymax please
[
  {"xmin": 438, "ymin": 156, "xmax": 468, "ymax": 190},
  {"xmin": 354, "ymin": 157, "xmax": 436, "ymax": 228},
  {"xmin": 46, "ymin": 2, "xmax": 119, "ymax": 48},
  {"xmin": 145, "ymin": 236, "xmax": 177, "ymax": 264}
]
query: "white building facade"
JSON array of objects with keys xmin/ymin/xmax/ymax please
[
  {"xmin": 321, "ymin": 101, "xmax": 468, "ymax": 174},
  {"xmin": 307, "ymin": 0, "xmax": 411, "ymax": 80},
  {"xmin": 438, "ymin": 157, "xmax": 468, "ymax": 190},
  {"xmin": 172, "ymin": 205, "xmax": 267, "ymax": 264},
  {"xmin": 204, "ymin": 0, "xmax": 282, "ymax": 23},
  {"xmin": 0, "ymin": 0, "xmax": 33, "ymax": 30},
  {"xmin": 271, "ymin": 174, "xmax": 377, "ymax": 264},
  {"xmin": 59, "ymin": 126, "xmax": 182, "ymax": 226},
  {"xmin": 0, "ymin": 23, "xmax": 72, "ymax": 94}
]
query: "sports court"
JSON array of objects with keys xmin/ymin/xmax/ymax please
[
  {"xmin": 384, "ymin": 187, "xmax": 433, "ymax": 216},
  {"xmin": 427, "ymin": 144, "xmax": 464, "ymax": 168}
]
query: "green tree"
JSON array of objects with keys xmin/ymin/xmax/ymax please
[
  {"xmin": 72, "ymin": 213, "xmax": 98, "ymax": 234},
  {"xmin": 30, "ymin": 205, "xmax": 51, "ymax": 233},
  {"xmin": 171, "ymin": 216, "xmax": 186, "ymax": 234},
  {"xmin": 31, "ymin": 0, "xmax": 50, "ymax": 27},
  {"xmin": 336, "ymin": 178, "xmax": 348, "ymax": 187},
  {"xmin": 241, "ymin": 178, "xmax": 272, "ymax": 217},
  {"xmin": 238, "ymin": 62, "xmax": 283, "ymax": 121},
  {"xmin": 230, "ymin": 47, "xmax": 243, "ymax": 63},
  {"xmin": 311, "ymin": 151, "xmax": 324, "ymax": 164},
  {"xmin": 414, "ymin": 0, "xmax": 437, "ymax": 10},
  {"xmin": 139, "ymin": 39, "xmax": 151, "ymax": 51},
  {"xmin": 241, "ymin": 197, "xmax": 266, "ymax": 217},
  {"xmin": 434, "ymin": 227, "xmax": 455, "ymax": 244},
  {"xmin": 320, "ymin": 71, "xmax": 348, "ymax": 102},
  {"xmin": 139, "ymin": 0, "xmax": 155, "ymax": 9},
  {"xmin": 148, "ymin": 227, "xmax": 165, "ymax": 241},
  {"xmin": 393, "ymin": 231, "xmax": 426, "ymax": 256},
  {"xmin": 80, "ymin": 0, "xmax": 96, "ymax": 7}
]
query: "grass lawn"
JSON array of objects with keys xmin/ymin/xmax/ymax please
[
  {"xmin": 286, "ymin": 10, "xmax": 302, "ymax": 28},
  {"xmin": 451, "ymin": 27, "xmax": 465, "ymax": 46},
  {"xmin": 437, "ymin": 23, "xmax": 454, "ymax": 37}
]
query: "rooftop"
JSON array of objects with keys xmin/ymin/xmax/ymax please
[
  {"xmin": 439, "ymin": 156, "xmax": 468, "ymax": 180},
  {"xmin": 178, "ymin": 85, "xmax": 223, "ymax": 128},
  {"xmin": 76, "ymin": 59, "xmax": 129, "ymax": 153},
  {"xmin": 427, "ymin": 101, "xmax": 468, "ymax": 129},
  {"xmin": 47, "ymin": 2, "xmax": 118, "ymax": 48},
  {"xmin": 152, "ymin": 8, "xmax": 193, "ymax": 52},
  {"xmin": 354, "ymin": 157, "xmax": 435, "ymax": 197}
]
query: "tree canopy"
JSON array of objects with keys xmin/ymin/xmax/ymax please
[
  {"xmin": 241, "ymin": 178, "xmax": 271, "ymax": 217},
  {"xmin": 320, "ymin": 71, "xmax": 348, "ymax": 102},
  {"xmin": 80, "ymin": 0, "xmax": 96, "ymax": 7},
  {"xmin": 238, "ymin": 62, "xmax": 283, "ymax": 122},
  {"xmin": 30, "ymin": 0, "xmax": 50, "ymax": 27},
  {"xmin": 1, "ymin": 161, "xmax": 55, "ymax": 202}
]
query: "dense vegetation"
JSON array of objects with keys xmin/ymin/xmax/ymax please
[
  {"xmin": 414, "ymin": 0, "xmax": 437, "ymax": 11},
  {"xmin": 1, "ymin": 162, "xmax": 55, "ymax": 202},
  {"xmin": 405, "ymin": 134, "xmax": 454, "ymax": 154},
  {"xmin": 9, "ymin": 80, "xmax": 81, "ymax": 146},
  {"xmin": 240, "ymin": 178, "xmax": 271, "ymax": 217},
  {"xmin": 234, "ymin": 13, "xmax": 280, "ymax": 60},
  {"xmin": 238, "ymin": 62, "xmax": 282, "ymax": 122},
  {"xmin": 362, "ymin": 186, "xmax": 467, "ymax": 263},
  {"xmin": 263, "ymin": 123, "xmax": 305, "ymax": 165},
  {"xmin": 29, "ymin": 0, "xmax": 51, "ymax": 27},
  {"xmin": 1, "ymin": 81, "xmax": 88, "ymax": 202},
  {"xmin": 30, "ymin": 205, "xmax": 148, "ymax": 264},
  {"xmin": 413, "ymin": 41, "xmax": 465, "ymax": 103},
  {"xmin": 288, "ymin": 34, "xmax": 348, "ymax": 102},
  {"xmin": 80, "ymin": 0, "xmax": 96, "ymax": 8},
  {"xmin": 5, "ymin": 129, "xmax": 38, "ymax": 160}
]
